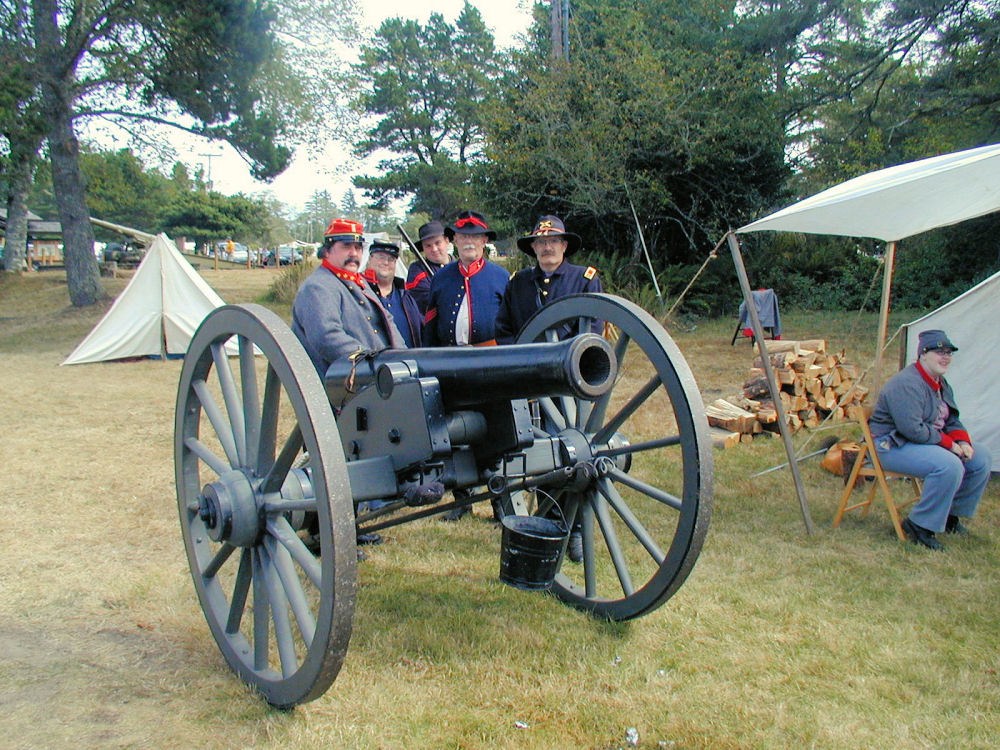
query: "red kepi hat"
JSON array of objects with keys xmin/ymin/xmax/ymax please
[{"xmin": 324, "ymin": 218, "xmax": 364, "ymax": 243}]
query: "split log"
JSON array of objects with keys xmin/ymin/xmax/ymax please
[
  {"xmin": 755, "ymin": 400, "xmax": 779, "ymax": 423},
  {"xmin": 709, "ymin": 427, "xmax": 742, "ymax": 449},
  {"xmin": 798, "ymin": 338, "xmax": 827, "ymax": 353},
  {"xmin": 754, "ymin": 340, "xmax": 800, "ymax": 355},
  {"xmin": 706, "ymin": 399, "xmax": 759, "ymax": 433}
]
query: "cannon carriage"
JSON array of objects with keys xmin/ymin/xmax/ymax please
[{"xmin": 175, "ymin": 293, "xmax": 712, "ymax": 708}]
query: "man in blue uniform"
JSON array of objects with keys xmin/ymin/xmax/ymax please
[
  {"xmin": 423, "ymin": 210, "xmax": 509, "ymax": 347},
  {"xmin": 366, "ymin": 239, "xmax": 422, "ymax": 348},
  {"xmin": 496, "ymin": 215, "xmax": 602, "ymax": 344},
  {"xmin": 405, "ymin": 220, "xmax": 454, "ymax": 314},
  {"xmin": 496, "ymin": 215, "xmax": 603, "ymax": 557}
]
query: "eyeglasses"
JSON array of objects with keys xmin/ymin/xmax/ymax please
[{"xmin": 929, "ymin": 348, "xmax": 955, "ymax": 357}]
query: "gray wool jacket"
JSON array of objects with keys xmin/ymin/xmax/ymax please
[
  {"xmin": 291, "ymin": 265, "xmax": 404, "ymax": 376},
  {"xmin": 869, "ymin": 363, "xmax": 968, "ymax": 448}
]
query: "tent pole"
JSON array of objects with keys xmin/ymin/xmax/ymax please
[
  {"xmin": 726, "ymin": 232, "xmax": 815, "ymax": 534},
  {"xmin": 872, "ymin": 241, "xmax": 897, "ymax": 396}
]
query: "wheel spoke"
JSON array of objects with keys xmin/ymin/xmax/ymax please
[
  {"xmin": 593, "ymin": 494, "xmax": 635, "ymax": 596},
  {"xmin": 607, "ymin": 466, "xmax": 683, "ymax": 510},
  {"xmin": 226, "ymin": 548, "xmax": 252, "ymax": 633},
  {"xmin": 580, "ymin": 502, "xmax": 597, "ymax": 597},
  {"xmin": 192, "ymin": 378, "xmax": 239, "ymax": 467},
  {"xmin": 596, "ymin": 435, "xmax": 682, "ymax": 458},
  {"xmin": 203, "ymin": 542, "xmax": 236, "ymax": 580},
  {"xmin": 558, "ymin": 394, "xmax": 577, "ymax": 428},
  {"xmin": 266, "ymin": 536, "xmax": 316, "ymax": 647},
  {"xmin": 585, "ymin": 332, "xmax": 630, "ymax": 433},
  {"xmin": 260, "ymin": 425, "xmax": 303, "ymax": 495},
  {"xmin": 259, "ymin": 543, "xmax": 298, "ymax": 678},
  {"xmin": 593, "ymin": 373, "xmax": 661, "ymax": 444},
  {"xmin": 597, "ymin": 478, "xmax": 664, "ymax": 563},
  {"xmin": 252, "ymin": 548, "xmax": 269, "ymax": 671},
  {"xmin": 267, "ymin": 516, "xmax": 322, "ymax": 589},
  {"xmin": 537, "ymin": 397, "xmax": 567, "ymax": 431},
  {"xmin": 612, "ymin": 329, "xmax": 630, "ymax": 371},
  {"xmin": 213, "ymin": 342, "xmax": 247, "ymax": 467},
  {"xmin": 184, "ymin": 436, "xmax": 230, "ymax": 477},
  {"xmin": 256, "ymin": 365, "xmax": 281, "ymax": 474},
  {"xmin": 240, "ymin": 336, "xmax": 262, "ymax": 470}
]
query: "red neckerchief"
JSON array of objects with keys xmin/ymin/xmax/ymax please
[
  {"xmin": 458, "ymin": 257, "xmax": 485, "ymax": 278},
  {"xmin": 322, "ymin": 258, "xmax": 366, "ymax": 288},
  {"xmin": 457, "ymin": 257, "xmax": 486, "ymax": 340},
  {"xmin": 915, "ymin": 361, "xmax": 942, "ymax": 392}
]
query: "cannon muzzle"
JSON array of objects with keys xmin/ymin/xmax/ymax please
[{"xmin": 324, "ymin": 333, "xmax": 617, "ymax": 408}]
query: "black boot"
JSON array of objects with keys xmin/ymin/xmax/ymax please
[
  {"xmin": 441, "ymin": 505, "xmax": 470, "ymax": 522},
  {"xmin": 945, "ymin": 515, "xmax": 970, "ymax": 535},
  {"xmin": 902, "ymin": 518, "xmax": 944, "ymax": 550}
]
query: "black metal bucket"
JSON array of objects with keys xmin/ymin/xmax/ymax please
[{"xmin": 499, "ymin": 514, "xmax": 568, "ymax": 590}]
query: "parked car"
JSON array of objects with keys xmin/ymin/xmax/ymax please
[
  {"xmin": 103, "ymin": 241, "xmax": 143, "ymax": 268},
  {"xmin": 264, "ymin": 245, "xmax": 303, "ymax": 266}
]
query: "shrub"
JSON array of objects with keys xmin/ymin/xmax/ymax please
[{"xmin": 262, "ymin": 260, "xmax": 316, "ymax": 305}]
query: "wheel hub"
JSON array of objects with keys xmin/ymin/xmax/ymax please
[{"xmin": 199, "ymin": 469, "xmax": 261, "ymax": 547}]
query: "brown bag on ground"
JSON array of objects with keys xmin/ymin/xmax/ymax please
[{"xmin": 821, "ymin": 439, "xmax": 861, "ymax": 481}]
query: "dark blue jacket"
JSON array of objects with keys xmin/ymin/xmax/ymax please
[
  {"xmin": 496, "ymin": 261, "xmax": 603, "ymax": 344},
  {"xmin": 405, "ymin": 259, "xmax": 448, "ymax": 314},
  {"xmin": 371, "ymin": 277, "xmax": 422, "ymax": 348},
  {"xmin": 423, "ymin": 260, "xmax": 509, "ymax": 346}
]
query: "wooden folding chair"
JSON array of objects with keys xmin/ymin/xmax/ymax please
[{"xmin": 832, "ymin": 408, "xmax": 922, "ymax": 541}]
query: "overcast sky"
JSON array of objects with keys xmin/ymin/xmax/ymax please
[{"xmin": 198, "ymin": 0, "xmax": 535, "ymax": 214}]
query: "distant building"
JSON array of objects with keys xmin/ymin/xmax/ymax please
[{"xmin": 0, "ymin": 208, "xmax": 64, "ymax": 266}]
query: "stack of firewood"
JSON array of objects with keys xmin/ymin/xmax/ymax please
[{"xmin": 706, "ymin": 339, "xmax": 869, "ymax": 448}]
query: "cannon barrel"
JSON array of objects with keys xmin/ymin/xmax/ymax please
[{"xmin": 324, "ymin": 333, "xmax": 617, "ymax": 408}]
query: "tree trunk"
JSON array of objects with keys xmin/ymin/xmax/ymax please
[
  {"xmin": 2, "ymin": 133, "xmax": 42, "ymax": 273},
  {"xmin": 33, "ymin": 0, "xmax": 101, "ymax": 306},
  {"xmin": 4, "ymin": 188, "xmax": 31, "ymax": 273},
  {"xmin": 48, "ymin": 100, "xmax": 102, "ymax": 306}
]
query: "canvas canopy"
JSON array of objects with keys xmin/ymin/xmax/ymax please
[
  {"xmin": 900, "ymin": 270, "xmax": 1000, "ymax": 468},
  {"xmin": 736, "ymin": 143, "xmax": 1000, "ymax": 394},
  {"xmin": 63, "ymin": 233, "xmax": 232, "ymax": 364},
  {"xmin": 738, "ymin": 142, "xmax": 1000, "ymax": 242}
]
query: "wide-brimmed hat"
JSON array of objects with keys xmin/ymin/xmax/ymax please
[
  {"xmin": 918, "ymin": 329, "xmax": 958, "ymax": 354},
  {"xmin": 516, "ymin": 215, "xmax": 582, "ymax": 257},
  {"xmin": 324, "ymin": 218, "xmax": 363, "ymax": 243},
  {"xmin": 417, "ymin": 220, "xmax": 454, "ymax": 248},
  {"xmin": 368, "ymin": 240, "xmax": 400, "ymax": 258},
  {"xmin": 450, "ymin": 210, "xmax": 496, "ymax": 241}
]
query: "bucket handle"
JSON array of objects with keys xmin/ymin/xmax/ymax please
[{"xmin": 534, "ymin": 488, "xmax": 568, "ymax": 531}]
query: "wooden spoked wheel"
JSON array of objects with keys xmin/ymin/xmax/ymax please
[
  {"xmin": 516, "ymin": 294, "xmax": 713, "ymax": 621},
  {"xmin": 175, "ymin": 304, "xmax": 356, "ymax": 707}
]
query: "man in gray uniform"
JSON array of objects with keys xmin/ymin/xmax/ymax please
[
  {"xmin": 292, "ymin": 218, "xmax": 405, "ymax": 554},
  {"xmin": 292, "ymin": 217, "xmax": 404, "ymax": 377}
]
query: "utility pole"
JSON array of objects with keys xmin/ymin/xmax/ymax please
[
  {"xmin": 199, "ymin": 149, "xmax": 222, "ymax": 190},
  {"xmin": 551, "ymin": 0, "xmax": 569, "ymax": 60}
]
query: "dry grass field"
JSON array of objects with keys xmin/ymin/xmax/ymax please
[{"xmin": 1, "ymin": 268, "xmax": 997, "ymax": 750}]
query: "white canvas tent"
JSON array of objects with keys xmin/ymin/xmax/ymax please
[
  {"xmin": 737, "ymin": 142, "xmax": 1000, "ymax": 391},
  {"xmin": 63, "ymin": 233, "xmax": 232, "ymax": 365},
  {"xmin": 900, "ymin": 270, "xmax": 1000, "ymax": 468}
]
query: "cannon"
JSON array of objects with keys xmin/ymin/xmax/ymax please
[{"xmin": 175, "ymin": 293, "xmax": 712, "ymax": 708}]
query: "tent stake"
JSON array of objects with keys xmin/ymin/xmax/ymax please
[{"xmin": 726, "ymin": 232, "xmax": 815, "ymax": 534}]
